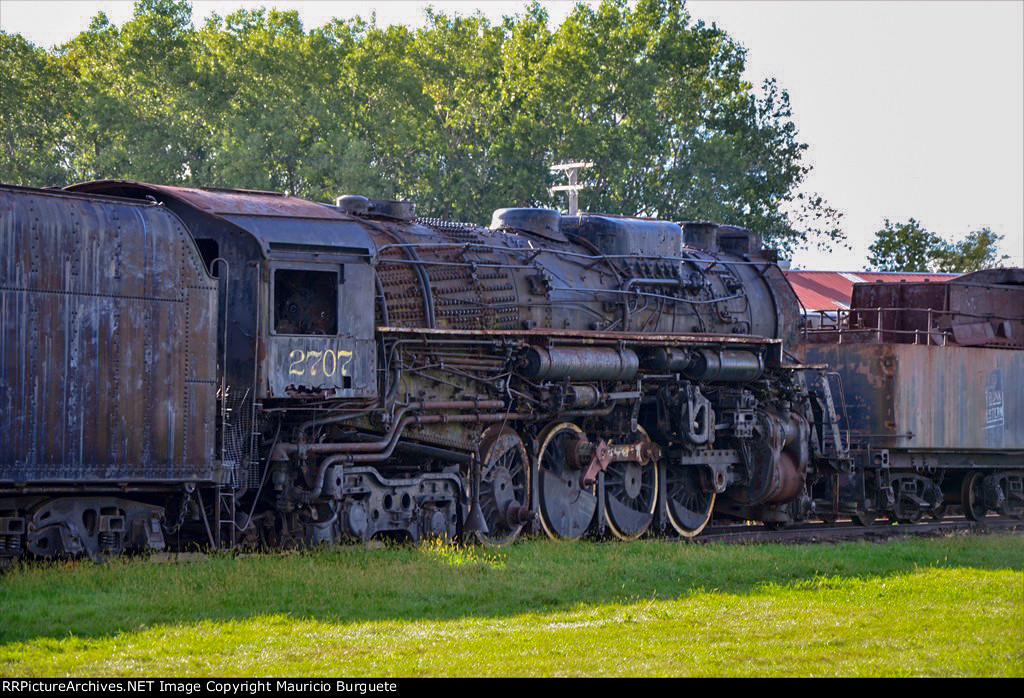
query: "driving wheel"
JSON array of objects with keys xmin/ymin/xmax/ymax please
[
  {"xmin": 478, "ymin": 427, "xmax": 531, "ymax": 544},
  {"xmin": 536, "ymin": 422, "xmax": 597, "ymax": 540},
  {"xmin": 664, "ymin": 464, "xmax": 715, "ymax": 538},
  {"xmin": 603, "ymin": 428, "xmax": 658, "ymax": 540}
]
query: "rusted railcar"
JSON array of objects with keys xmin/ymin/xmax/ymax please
[
  {"xmin": 803, "ymin": 270, "xmax": 1024, "ymax": 523},
  {"xmin": 0, "ymin": 185, "xmax": 218, "ymax": 557}
]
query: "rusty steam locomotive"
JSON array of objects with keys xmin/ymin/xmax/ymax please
[{"xmin": 1, "ymin": 181, "xmax": 1020, "ymax": 559}]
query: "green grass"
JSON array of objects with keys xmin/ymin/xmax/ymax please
[{"xmin": 1, "ymin": 534, "xmax": 1022, "ymax": 676}]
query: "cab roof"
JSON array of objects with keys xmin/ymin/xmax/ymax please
[{"xmin": 67, "ymin": 180, "xmax": 377, "ymax": 259}]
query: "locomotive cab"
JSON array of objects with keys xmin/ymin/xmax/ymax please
[
  {"xmin": 263, "ymin": 254, "xmax": 376, "ymax": 400},
  {"xmin": 67, "ymin": 181, "xmax": 380, "ymax": 403},
  {"xmin": 64, "ymin": 181, "xmax": 382, "ymax": 527}
]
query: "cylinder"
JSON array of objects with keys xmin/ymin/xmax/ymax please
[
  {"xmin": 370, "ymin": 199, "xmax": 416, "ymax": 220},
  {"xmin": 644, "ymin": 348, "xmax": 764, "ymax": 382},
  {"xmin": 523, "ymin": 346, "xmax": 639, "ymax": 381},
  {"xmin": 335, "ymin": 195, "xmax": 369, "ymax": 214},
  {"xmin": 567, "ymin": 385, "xmax": 602, "ymax": 408},
  {"xmin": 490, "ymin": 208, "xmax": 563, "ymax": 239},
  {"xmin": 644, "ymin": 347, "xmax": 690, "ymax": 372},
  {"xmin": 680, "ymin": 221, "xmax": 719, "ymax": 253},
  {"xmin": 686, "ymin": 349, "xmax": 764, "ymax": 382}
]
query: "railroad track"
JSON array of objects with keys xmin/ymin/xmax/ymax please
[
  {"xmin": 697, "ymin": 516, "xmax": 1023, "ymax": 544},
  {"xmin": 3, "ymin": 517, "xmax": 1019, "ymax": 571}
]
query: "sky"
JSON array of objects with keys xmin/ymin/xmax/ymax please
[{"xmin": 1, "ymin": 0, "xmax": 1022, "ymax": 270}]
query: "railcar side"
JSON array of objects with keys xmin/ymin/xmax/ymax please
[
  {"xmin": 0, "ymin": 185, "xmax": 218, "ymax": 557},
  {"xmin": 804, "ymin": 269, "xmax": 1024, "ymax": 523}
]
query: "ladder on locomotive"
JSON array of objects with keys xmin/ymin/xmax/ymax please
[
  {"xmin": 214, "ymin": 486, "xmax": 237, "ymax": 549},
  {"xmin": 213, "ymin": 406, "xmax": 262, "ymax": 549}
]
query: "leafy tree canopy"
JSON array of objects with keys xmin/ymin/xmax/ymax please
[
  {"xmin": 0, "ymin": 31, "xmax": 69, "ymax": 184},
  {"xmin": 931, "ymin": 227, "xmax": 1011, "ymax": 273},
  {"xmin": 0, "ymin": 0, "xmax": 843, "ymax": 254},
  {"xmin": 867, "ymin": 218, "xmax": 1009, "ymax": 273}
]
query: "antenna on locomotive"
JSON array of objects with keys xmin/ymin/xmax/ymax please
[{"xmin": 549, "ymin": 161, "xmax": 593, "ymax": 215}]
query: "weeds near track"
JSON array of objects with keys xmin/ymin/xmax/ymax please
[{"xmin": 421, "ymin": 538, "xmax": 507, "ymax": 569}]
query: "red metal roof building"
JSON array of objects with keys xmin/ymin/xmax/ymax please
[{"xmin": 783, "ymin": 271, "xmax": 959, "ymax": 312}]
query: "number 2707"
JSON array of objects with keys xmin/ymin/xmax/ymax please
[{"xmin": 288, "ymin": 349, "xmax": 354, "ymax": 378}]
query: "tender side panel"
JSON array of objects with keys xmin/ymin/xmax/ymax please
[
  {"xmin": 0, "ymin": 188, "xmax": 218, "ymax": 482},
  {"xmin": 893, "ymin": 344, "xmax": 1022, "ymax": 452},
  {"xmin": 807, "ymin": 343, "xmax": 1023, "ymax": 452}
]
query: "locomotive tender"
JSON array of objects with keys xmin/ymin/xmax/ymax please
[
  {"xmin": 804, "ymin": 269, "xmax": 1024, "ymax": 525},
  {"xmin": 0, "ymin": 181, "xmax": 1017, "ymax": 558}
]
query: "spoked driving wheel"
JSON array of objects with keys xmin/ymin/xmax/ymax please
[
  {"xmin": 603, "ymin": 428, "xmax": 659, "ymax": 540},
  {"xmin": 537, "ymin": 422, "xmax": 597, "ymax": 540},
  {"xmin": 477, "ymin": 427, "xmax": 531, "ymax": 544},
  {"xmin": 664, "ymin": 464, "xmax": 715, "ymax": 538}
]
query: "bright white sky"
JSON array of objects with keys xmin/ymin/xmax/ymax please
[{"xmin": 2, "ymin": 0, "xmax": 1022, "ymax": 270}]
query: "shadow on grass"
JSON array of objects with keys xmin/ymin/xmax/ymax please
[{"xmin": 1, "ymin": 533, "xmax": 1021, "ymax": 645}]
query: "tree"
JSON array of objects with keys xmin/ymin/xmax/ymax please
[
  {"xmin": 0, "ymin": 32, "xmax": 70, "ymax": 185},
  {"xmin": 512, "ymin": 0, "xmax": 844, "ymax": 254},
  {"xmin": 931, "ymin": 227, "xmax": 1010, "ymax": 273},
  {"xmin": 866, "ymin": 218, "xmax": 941, "ymax": 272},
  {"xmin": 198, "ymin": 7, "xmax": 345, "ymax": 194},
  {"xmin": 3, "ymin": 0, "xmax": 845, "ymax": 254},
  {"xmin": 59, "ymin": 0, "xmax": 210, "ymax": 184},
  {"xmin": 867, "ymin": 219, "xmax": 1009, "ymax": 272}
]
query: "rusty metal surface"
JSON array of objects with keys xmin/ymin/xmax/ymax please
[
  {"xmin": 67, "ymin": 181, "xmax": 380, "ymax": 409},
  {"xmin": 264, "ymin": 261, "xmax": 377, "ymax": 399},
  {"xmin": 893, "ymin": 344, "xmax": 1022, "ymax": 451},
  {"xmin": 785, "ymin": 271, "xmax": 957, "ymax": 313},
  {"xmin": 368, "ymin": 211, "xmax": 799, "ymax": 350},
  {"xmin": 848, "ymin": 282, "xmax": 946, "ymax": 342},
  {"xmin": 64, "ymin": 185, "xmax": 799, "ymax": 402},
  {"xmin": 760, "ymin": 262, "xmax": 803, "ymax": 353},
  {"xmin": 847, "ymin": 272, "xmax": 1023, "ymax": 349},
  {"xmin": 0, "ymin": 186, "xmax": 218, "ymax": 482},
  {"xmin": 806, "ymin": 343, "xmax": 1023, "ymax": 451},
  {"xmin": 561, "ymin": 214, "xmax": 681, "ymax": 258},
  {"xmin": 259, "ymin": 256, "xmax": 379, "ymax": 401},
  {"xmin": 3, "ymin": 177, "xmax": 1020, "ymax": 555},
  {"xmin": 71, "ymin": 180, "xmax": 347, "ymax": 220},
  {"xmin": 67, "ymin": 181, "xmax": 377, "ymax": 258},
  {"xmin": 374, "ymin": 219, "xmax": 521, "ymax": 331},
  {"xmin": 957, "ymin": 268, "xmax": 1024, "ymax": 286},
  {"xmin": 523, "ymin": 346, "xmax": 639, "ymax": 381}
]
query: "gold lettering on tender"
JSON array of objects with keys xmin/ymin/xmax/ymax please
[{"xmin": 338, "ymin": 350, "xmax": 354, "ymax": 376}]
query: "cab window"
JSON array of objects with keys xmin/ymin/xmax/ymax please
[{"xmin": 274, "ymin": 269, "xmax": 338, "ymax": 335}]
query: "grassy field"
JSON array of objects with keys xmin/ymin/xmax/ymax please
[{"xmin": 1, "ymin": 533, "xmax": 1022, "ymax": 677}]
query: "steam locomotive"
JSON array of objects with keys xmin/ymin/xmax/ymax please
[{"xmin": 0, "ymin": 180, "xmax": 1019, "ymax": 559}]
